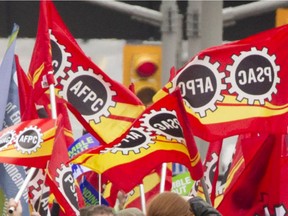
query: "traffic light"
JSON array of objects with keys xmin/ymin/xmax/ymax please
[
  {"xmin": 123, "ymin": 44, "xmax": 162, "ymax": 106},
  {"xmin": 276, "ymin": 8, "xmax": 288, "ymax": 27}
]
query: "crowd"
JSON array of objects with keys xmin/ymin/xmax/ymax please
[{"xmin": 7, "ymin": 192, "xmax": 221, "ymax": 216}]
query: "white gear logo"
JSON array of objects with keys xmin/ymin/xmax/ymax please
[
  {"xmin": 225, "ymin": 47, "xmax": 280, "ymax": 105},
  {"xmin": 139, "ymin": 108, "xmax": 184, "ymax": 143},
  {"xmin": 102, "ymin": 127, "xmax": 155, "ymax": 155},
  {"xmin": 0, "ymin": 130, "xmax": 16, "ymax": 151},
  {"xmin": 171, "ymin": 56, "xmax": 226, "ymax": 117},
  {"xmin": 55, "ymin": 164, "xmax": 79, "ymax": 214},
  {"xmin": 15, "ymin": 126, "xmax": 43, "ymax": 154},
  {"xmin": 59, "ymin": 66, "xmax": 116, "ymax": 123},
  {"xmin": 190, "ymin": 152, "xmax": 218, "ymax": 196},
  {"xmin": 204, "ymin": 152, "xmax": 218, "ymax": 194},
  {"xmin": 49, "ymin": 30, "xmax": 72, "ymax": 80}
]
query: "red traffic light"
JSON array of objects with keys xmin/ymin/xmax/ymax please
[{"xmin": 136, "ymin": 61, "xmax": 158, "ymax": 77}]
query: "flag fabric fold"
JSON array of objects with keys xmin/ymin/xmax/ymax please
[{"xmin": 216, "ymin": 134, "xmax": 288, "ymax": 215}]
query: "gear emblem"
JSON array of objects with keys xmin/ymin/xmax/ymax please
[
  {"xmin": 0, "ymin": 130, "xmax": 16, "ymax": 151},
  {"xmin": 171, "ymin": 56, "xmax": 226, "ymax": 117},
  {"xmin": 59, "ymin": 66, "xmax": 116, "ymax": 123},
  {"xmin": 225, "ymin": 47, "xmax": 280, "ymax": 105},
  {"xmin": 139, "ymin": 108, "xmax": 184, "ymax": 143},
  {"xmin": 55, "ymin": 163, "xmax": 79, "ymax": 214},
  {"xmin": 49, "ymin": 30, "xmax": 72, "ymax": 80},
  {"xmin": 15, "ymin": 126, "xmax": 43, "ymax": 154},
  {"xmin": 190, "ymin": 152, "xmax": 218, "ymax": 197},
  {"xmin": 102, "ymin": 127, "xmax": 155, "ymax": 155}
]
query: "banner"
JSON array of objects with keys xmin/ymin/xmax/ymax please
[{"xmin": 154, "ymin": 24, "xmax": 288, "ymax": 141}]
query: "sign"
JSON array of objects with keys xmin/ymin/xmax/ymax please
[{"xmin": 172, "ymin": 171, "xmax": 194, "ymax": 196}]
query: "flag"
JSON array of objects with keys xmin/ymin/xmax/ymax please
[
  {"xmin": 28, "ymin": 0, "xmax": 54, "ymax": 102},
  {"xmin": 15, "ymin": 55, "xmax": 52, "ymax": 215},
  {"xmin": 15, "ymin": 55, "xmax": 38, "ymax": 121},
  {"xmin": 0, "ymin": 118, "xmax": 57, "ymax": 168},
  {"xmin": 46, "ymin": 116, "xmax": 81, "ymax": 216},
  {"xmin": 216, "ymin": 134, "xmax": 288, "ymax": 215},
  {"xmin": 190, "ymin": 139, "xmax": 223, "ymax": 205},
  {"xmin": 71, "ymin": 89, "xmax": 204, "ymax": 192},
  {"xmin": 0, "ymin": 24, "xmax": 30, "ymax": 216},
  {"xmin": 68, "ymin": 133, "xmax": 100, "ymax": 179},
  {"xmin": 0, "ymin": 24, "xmax": 19, "ymax": 130},
  {"xmin": 29, "ymin": 0, "xmax": 145, "ymax": 144},
  {"xmin": 154, "ymin": 24, "xmax": 288, "ymax": 142},
  {"xmin": 79, "ymin": 176, "xmax": 109, "ymax": 207}
]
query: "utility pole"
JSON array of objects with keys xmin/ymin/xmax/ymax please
[
  {"xmin": 160, "ymin": 0, "xmax": 182, "ymax": 86},
  {"xmin": 187, "ymin": 0, "xmax": 223, "ymax": 59},
  {"xmin": 186, "ymin": 1, "xmax": 223, "ymax": 160}
]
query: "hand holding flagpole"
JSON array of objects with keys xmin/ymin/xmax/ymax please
[{"xmin": 8, "ymin": 167, "xmax": 36, "ymax": 214}]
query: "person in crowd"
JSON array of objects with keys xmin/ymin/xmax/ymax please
[
  {"xmin": 80, "ymin": 205, "xmax": 116, "ymax": 216},
  {"xmin": 146, "ymin": 192, "xmax": 194, "ymax": 216},
  {"xmin": 146, "ymin": 192, "xmax": 221, "ymax": 216},
  {"xmin": 114, "ymin": 190, "xmax": 128, "ymax": 212},
  {"xmin": 117, "ymin": 207, "xmax": 144, "ymax": 216},
  {"xmin": 7, "ymin": 198, "xmax": 41, "ymax": 216},
  {"xmin": 188, "ymin": 196, "xmax": 222, "ymax": 216}
]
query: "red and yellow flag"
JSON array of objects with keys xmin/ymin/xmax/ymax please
[
  {"xmin": 71, "ymin": 90, "xmax": 203, "ymax": 192},
  {"xmin": 0, "ymin": 118, "xmax": 56, "ymax": 168},
  {"xmin": 29, "ymin": 0, "xmax": 145, "ymax": 144},
  {"xmin": 154, "ymin": 24, "xmax": 288, "ymax": 142}
]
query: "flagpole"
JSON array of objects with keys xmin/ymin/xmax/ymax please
[
  {"xmin": 139, "ymin": 183, "xmax": 146, "ymax": 214},
  {"xmin": 159, "ymin": 163, "xmax": 167, "ymax": 193},
  {"xmin": 98, "ymin": 174, "xmax": 102, "ymax": 205},
  {"xmin": 200, "ymin": 177, "xmax": 212, "ymax": 205},
  {"xmin": 48, "ymin": 74, "xmax": 58, "ymax": 120},
  {"xmin": 8, "ymin": 167, "xmax": 37, "ymax": 214}
]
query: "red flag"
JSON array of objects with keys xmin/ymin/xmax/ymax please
[
  {"xmin": 28, "ymin": 0, "xmax": 54, "ymax": 102},
  {"xmin": 46, "ymin": 116, "xmax": 81, "ymax": 216},
  {"xmin": 30, "ymin": 0, "xmax": 145, "ymax": 144},
  {"xmin": 191, "ymin": 140, "xmax": 223, "ymax": 205},
  {"xmin": 71, "ymin": 89, "xmax": 204, "ymax": 192},
  {"xmin": 0, "ymin": 118, "xmax": 56, "ymax": 168},
  {"xmin": 216, "ymin": 134, "xmax": 288, "ymax": 215},
  {"xmin": 154, "ymin": 24, "xmax": 288, "ymax": 142},
  {"xmin": 15, "ymin": 55, "xmax": 38, "ymax": 121},
  {"xmin": 102, "ymin": 164, "xmax": 172, "ymax": 209}
]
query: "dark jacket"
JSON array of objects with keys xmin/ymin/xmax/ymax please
[{"xmin": 188, "ymin": 197, "xmax": 222, "ymax": 216}]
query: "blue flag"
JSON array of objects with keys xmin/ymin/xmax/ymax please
[
  {"xmin": 80, "ymin": 177, "xmax": 109, "ymax": 206},
  {"xmin": 68, "ymin": 133, "xmax": 100, "ymax": 179},
  {"xmin": 0, "ymin": 24, "xmax": 30, "ymax": 216},
  {"xmin": 0, "ymin": 24, "xmax": 19, "ymax": 130}
]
